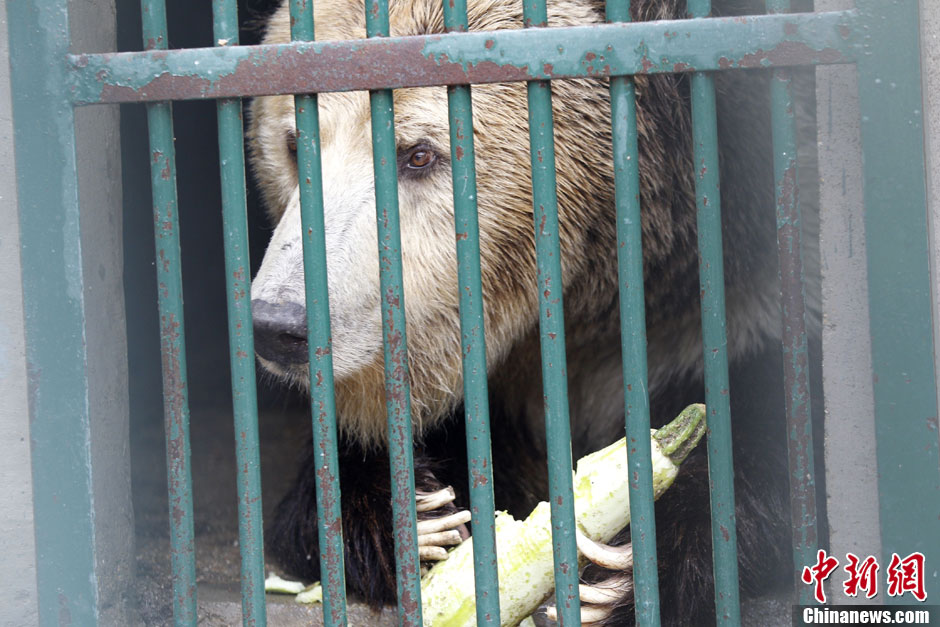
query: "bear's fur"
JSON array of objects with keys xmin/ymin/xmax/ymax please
[{"xmin": 248, "ymin": 0, "xmax": 821, "ymax": 623}]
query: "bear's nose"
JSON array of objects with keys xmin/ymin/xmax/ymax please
[{"xmin": 251, "ymin": 299, "xmax": 309, "ymax": 366}]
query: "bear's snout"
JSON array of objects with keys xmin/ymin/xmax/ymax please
[{"xmin": 251, "ymin": 299, "xmax": 309, "ymax": 367}]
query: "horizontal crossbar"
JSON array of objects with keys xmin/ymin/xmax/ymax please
[{"xmin": 69, "ymin": 9, "xmax": 856, "ymax": 105}]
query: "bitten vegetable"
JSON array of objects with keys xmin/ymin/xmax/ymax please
[{"xmin": 420, "ymin": 403, "xmax": 707, "ymax": 626}]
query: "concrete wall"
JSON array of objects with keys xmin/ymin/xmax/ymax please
[
  {"xmin": 0, "ymin": 0, "xmax": 131, "ymax": 624},
  {"xmin": 816, "ymin": 0, "xmax": 940, "ymax": 604},
  {"xmin": 815, "ymin": 0, "xmax": 882, "ymax": 605},
  {"xmin": 70, "ymin": 0, "xmax": 136, "ymax": 622},
  {"xmin": 0, "ymin": 3, "xmax": 38, "ymax": 624}
]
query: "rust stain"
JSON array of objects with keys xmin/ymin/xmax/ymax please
[{"xmin": 737, "ymin": 41, "xmax": 843, "ymax": 69}]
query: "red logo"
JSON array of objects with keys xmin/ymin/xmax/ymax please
[
  {"xmin": 801, "ymin": 549, "xmax": 840, "ymax": 603},
  {"xmin": 843, "ymin": 552, "xmax": 879, "ymax": 599},
  {"xmin": 886, "ymin": 552, "xmax": 927, "ymax": 602}
]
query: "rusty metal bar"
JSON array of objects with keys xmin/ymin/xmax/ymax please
[
  {"xmin": 7, "ymin": 0, "xmax": 100, "ymax": 622},
  {"xmin": 441, "ymin": 0, "xmax": 502, "ymax": 622},
  {"xmin": 289, "ymin": 0, "xmax": 350, "ymax": 623},
  {"xmin": 606, "ymin": 0, "xmax": 661, "ymax": 621},
  {"xmin": 523, "ymin": 0, "xmax": 581, "ymax": 624},
  {"xmin": 687, "ymin": 0, "xmax": 741, "ymax": 623},
  {"xmin": 140, "ymin": 0, "xmax": 198, "ymax": 624},
  {"xmin": 68, "ymin": 10, "xmax": 856, "ymax": 105},
  {"xmin": 212, "ymin": 0, "xmax": 267, "ymax": 624},
  {"xmin": 365, "ymin": 0, "xmax": 424, "ymax": 623},
  {"xmin": 766, "ymin": 0, "xmax": 818, "ymax": 606}
]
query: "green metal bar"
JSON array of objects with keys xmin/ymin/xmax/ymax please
[
  {"xmin": 606, "ymin": 0, "xmax": 661, "ymax": 623},
  {"xmin": 365, "ymin": 1, "xmax": 423, "ymax": 624},
  {"xmin": 854, "ymin": 0, "xmax": 940, "ymax": 602},
  {"xmin": 523, "ymin": 1, "xmax": 580, "ymax": 625},
  {"xmin": 6, "ymin": 0, "xmax": 100, "ymax": 623},
  {"xmin": 67, "ymin": 10, "xmax": 858, "ymax": 105},
  {"xmin": 141, "ymin": 1, "xmax": 198, "ymax": 623},
  {"xmin": 441, "ymin": 0, "xmax": 501, "ymax": 623},
  {"xmin": 766, "ymin": 0, "xmax": 817, "ymax": 605},
  {"xmin": 289, "ymin": 1, "xmax": 350, "ymax": 624},
  {"xmin": 212, "ymin": 2, "xmax": 266, "ymax": 624},
  {"xmin": 687, "ymin": 0, "xmax": 740, "ymax": 623}
]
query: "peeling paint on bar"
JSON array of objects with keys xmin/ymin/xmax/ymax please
[
  {"xmin": 442, "ymin": 0, "xmax": 501, "ymax": 621},
  {"xmin": 767, "ymin": 0, "xmax": 818, "ymax": 607},
  {"xmin": 687, "ymin": 1, "xmax": 740, "ymax": 623},
  {"xmin": 523, "ymin": 0, "xmax": 581, "ymax": 622},
  {"xmin": 68, "ymin": 11, "xmax": 856, "ymax": 104},
  {"xmin": 365, "ymin": 0, "xmax": 424, "ymax": 622},
  {"xmin": 141, "ymin": 0, "xmax": 200, "ymax": 621},
  {"xmin": 212, "ymin": 0, "xmax": 268, "ymax": 624},
  {"xmin": 606, "ymin": 1, "xmax": 661, "ymax": 623},
  {"xmin": 289, "ymin": 0, "xmax": 350, "ymax": 622},
  {"xmin": 148, "ymin": 100, "xmax": 198, "ymax": 627}
]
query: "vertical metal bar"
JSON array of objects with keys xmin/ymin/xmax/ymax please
[
  {"xmin": 686, "ymin": 1, "xmax": 741, "ymax": 623},
  {"xmin": 288, "ymin": 1, "xmax": 350, "ymax": 624},
  {"xmin": 212, "ymin": 2, "xmax": 267, "ymax": 624},
  {"xmin": 606, "ymin": 0, "xmax": 661, "ymax": 622},
  {"xmin": 523, "ymin": 2, "xmax": 580, "ymax": 625},
  {"xmin": 6, "ymin": 0, "xmax": 100, "ymax": 623},
  {"xmin": 364, "ymin": 1, "xmax": 423, "ymax": 624},
  {"xmin": 854, "ymin": 0, "xmax": 940, "ymax": 601},
  {"xmin": 140, "ymin": 2, "xmax": 198, "ymax": 623},
  {"xmin": 441, "ymin": 0, "xmax": 501, "ymax": 623},
  {"xmin": 766, "ymin": 0, "xmax": 818, "ymax": 604}
]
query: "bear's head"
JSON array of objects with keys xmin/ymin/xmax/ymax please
[{"xmin": 247, "ymin": 0, "xmax": 747, "ymax": 447}]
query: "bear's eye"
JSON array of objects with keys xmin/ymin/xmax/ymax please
[
  {"xmin": 408, "ymin": 149, "xmax": 434, "ymax": 169},
  {"xmin": 286, "ymin": 130, "xmax": 298, "ymax": 158},
  {"xmin": 399, "ymin": 143, "xmax": 438, "ymax": 177}
]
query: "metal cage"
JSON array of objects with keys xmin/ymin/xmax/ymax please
[{"xmin": 7, "ymin": 0, "xmax": 939, "ymax": 624}]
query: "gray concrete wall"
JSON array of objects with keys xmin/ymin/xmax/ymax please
[
  {"xmin": 816, "ymin": 0, "xmax": 940, "ymax": 604},
  {"xmin": 0, "ymin": 3, "xmax": 39, "ymax": 624},
  {"xmin": 921, "ymin": 0, "xmax": 940, "ymax": 426},
  {"xmin": 70, "ymin": 0, "xmax": 136, "ymax": 622},
  {"xmin": 815, "ymin": 0, "xmax": 882, "ymax": 605},
  {"xmin": 0, "ymin": 0, "xmax": 131, "ymax": 624}
]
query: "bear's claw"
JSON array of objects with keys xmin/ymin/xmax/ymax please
[
  {"xmin": 544, "ymin": 533, "xmax": 635, "ymax": 626},
  {"xmin": 416, "ymin": 486, "xmax": 457, "ymax": 512},
  {"xmin": 415, "ymin": 487, "xmax": 471, "ymax": 563},
  {"xmin": 576, "ymin": 530, "xmax": 634, "ymax": 570}
]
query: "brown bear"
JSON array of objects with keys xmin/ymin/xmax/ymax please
[{"xmin": 247, "ymin": 0, "xmax": 821, "ymax": 623}]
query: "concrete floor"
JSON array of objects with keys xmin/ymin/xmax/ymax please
[{"xmin": 132, "ymin": 401, "xmax": 401, "ymax": 625}]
